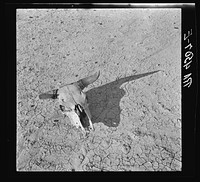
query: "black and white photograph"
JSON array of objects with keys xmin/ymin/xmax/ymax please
[{"xmin": 15, "ymin": 4, "xmax": 191, "ymax": 172}]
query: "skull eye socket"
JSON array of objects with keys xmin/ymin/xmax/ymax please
[{"xmin": 60, "ymin": 105, "xmax": 65, "ymax": 111}]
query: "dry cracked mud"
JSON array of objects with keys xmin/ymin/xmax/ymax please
[{"xmin": 17, "ymin": 9, "xmax": 181, "ymax": 171}]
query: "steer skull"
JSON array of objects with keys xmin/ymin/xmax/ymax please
[{"xmin": 39, "ymin": 71, "xmax": 100, "ymax": 134}]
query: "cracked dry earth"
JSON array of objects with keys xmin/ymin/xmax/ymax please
[{"xmin": 17, "ymin": 9, "xmax": 181, "ymax": 171}]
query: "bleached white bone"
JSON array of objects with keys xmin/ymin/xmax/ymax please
[{"xmin": 39, "ymin": 71, "xmax": 100, "ymax": 133}]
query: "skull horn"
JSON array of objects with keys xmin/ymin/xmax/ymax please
[
  {"xmin": 76, "ymin": 71, "xmax": 100, "ymax": 90},
  {"xmin": 39, "ymin": 89, "xmax": 58, "ymax": 99}
]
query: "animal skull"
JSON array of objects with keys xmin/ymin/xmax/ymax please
[{"xmin": 39, "ymin": 71, "xmax": 100, "ymax": 134}]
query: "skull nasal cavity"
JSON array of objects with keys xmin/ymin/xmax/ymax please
[{"xmin": 75, "ymin": 104, "xmax": 89, "ymax": 128}]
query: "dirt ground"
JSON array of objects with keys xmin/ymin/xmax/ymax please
[{"xmin": 17, "ymin": 9, "xmax": 181, "ymax": 171}]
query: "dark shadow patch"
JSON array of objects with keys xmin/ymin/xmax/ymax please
[{"xmin": 86, "ymin": 70, "xmax": 161, "ymax": 128}]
